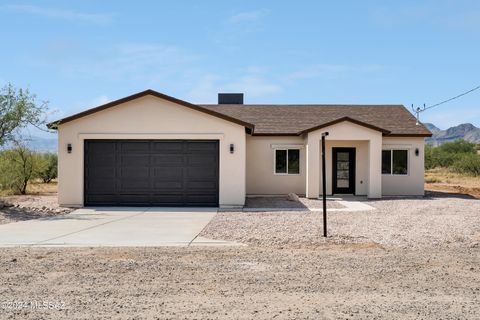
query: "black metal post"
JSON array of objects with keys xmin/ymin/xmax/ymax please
[{"xmin": 321, "ymin": 132, "xmax": 329, "ymax": 237}]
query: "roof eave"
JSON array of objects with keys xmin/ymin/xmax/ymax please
[
  {"xmin": 46, "ymin": 89, "xmax": 255, "ymax": 130},
  {"xmin": 385, "ymin": 133, "xmax": 433, "ymax": 137},
  {"xmin": 298, "ymin": 116, "xmax": 391, "ymax": 135}
]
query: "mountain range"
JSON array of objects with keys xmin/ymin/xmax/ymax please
[{"xmin": 424, "ymin": 123, "xmax": 480, "ymax": 146}]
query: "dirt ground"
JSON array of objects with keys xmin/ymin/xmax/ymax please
[
  {"xmin": 0, "ymin": 246, "xmax": 478, "ymax": 319},
  {"xmin": 425, "ymin": 168, "xmax": 480, "ymax": 198},
  {"xmin": 0, "ymin": 192, "xmax": 478, "ymax": 319}
]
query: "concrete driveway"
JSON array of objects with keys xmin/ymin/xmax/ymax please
[{"xmin": 0, "ymin": 207, "xmax": 234, "ymax": 247}]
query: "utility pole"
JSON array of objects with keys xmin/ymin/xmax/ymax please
[{"xmin": 321, "ymin": 132, "xmax": 329, "ymax": 237}]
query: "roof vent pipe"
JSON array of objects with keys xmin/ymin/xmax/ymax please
[{"xmin": 218, "ymin": 93, "xmax": 244, "ymax": 104}]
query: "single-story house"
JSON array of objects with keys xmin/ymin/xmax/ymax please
[{"xmin": 48, "ymin": 89, "xmax": 432, "ymax": 208}]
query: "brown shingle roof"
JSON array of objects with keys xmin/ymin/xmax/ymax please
[{"xmin": 200, "ymin": 104, "xmax": 432, "ymax": 136}]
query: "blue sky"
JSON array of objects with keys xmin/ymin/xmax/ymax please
[{"xmin": 1, "ymin": 0, "xmax": 479, "ymax": 138}]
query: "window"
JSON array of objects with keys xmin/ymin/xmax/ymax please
[
  {"xmin": 382, "ymin": 149, "xmax": 408, "ymax": 175},
  {"xmin": 275, "ymin": 149, "xmax": 300, "ymax": 174}
]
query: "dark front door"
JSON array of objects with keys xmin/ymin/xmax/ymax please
[
  {"xmin": 84, "ymin": 140, "xmax": 219, "ymax": 207},
  {"xmin": 332, "ymin": 148, "xmax": 356, "ymax": 194}
]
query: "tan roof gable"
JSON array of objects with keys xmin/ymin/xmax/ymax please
[{"xmin": 47, "ymin": 89, "xmax": 255, "ymax": 129}]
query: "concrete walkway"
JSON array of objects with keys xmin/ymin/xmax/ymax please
[
  {"xmin": 0, "ymin": 207, "xmax": 238, "ymax": 247},
  {"xmin": 242, "ymin": 196, "xmax": 375, "ymax": 212}
]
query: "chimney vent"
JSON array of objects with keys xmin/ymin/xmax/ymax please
[{"xmin": 218, "ymin": 93, "xmax": 244, "ymax": 104}]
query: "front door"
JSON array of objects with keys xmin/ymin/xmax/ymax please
[{"xmin": 332, "ymin": 148, "xmax": 356, "ymax": 194}]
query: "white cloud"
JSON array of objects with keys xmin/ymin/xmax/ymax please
[
  {"xmin": 227, "ymin": 9, "xmax": 269, "ymax": 24},
  {"xmin": 45, "ymin": 43, "xmax": 198, "ymax": 84},
  {"xmin": 0, "ymin": 4, "xmax": 114, "ymax": 24}
]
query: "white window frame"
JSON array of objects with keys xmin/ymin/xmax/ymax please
[
  {"xmin": 381, "ymin": 149, "xmax": 409, "ymax": 176},
  {"xmin": 274, "ymin": 148, "xmax": 301, "ymax": 175}
]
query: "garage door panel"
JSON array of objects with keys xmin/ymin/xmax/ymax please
[
  {"xmin": 86, "ymin": 194, "xmax": 118, "ymax": 205},
  {"xmin": 85, "ymin": 140, "xmax": 218, "ymax": 206},
  {"xmin": 87, "ymin": 179, "xmax": 116, "ymax": 193},
  {"xmin": 153, "ymin": 181, "xmax": 183, "ymax": 189},
  {"xmin": 185, "ymin": 194, "xmax": 218, "ymax": 204},
  {"xmin": 88, "ymin": 167, "xmax": 115, "ymax": 178},
  {"xmin": 187, "ymin": 181, "xmax": 217, "ymax": 190},
  {"xmin": 150, "ymin": 194, "xmax": 185, "ymax": 205},
  {"xmin": 120, "ymin": 154, "xmax": 149, "ymax": 166},
  {"xmin": 187, "ymin": 154, "xmax": 216, "ymax": 165},
  {"xmin": 118, "ymin": 180, "xmax": 151, "ymax": 192},
  {"xmin": 120, "ymin": 167, "xmax": 150, "ymax": 179},
  {"xmin": 152, "ymin": 141, "xmax": 184, "ymax": 152},
  {"xmin": 152, "ymin": 167, "xmax": 183, "ymax": 180},
  {"xmin": 120, "ymin": 142, "xmax": 150, "ymax": 153},
  {"xmin": 187, "ymin": 167, "xmax": 216, "ymax": 179},
  {"xmin": 88, "ymin": 155, "xmax": 115, "ymax": 167},
  {"xmin": 151, "ymin": 155, "xmax": 185, "ymax": 166},
  {"xmin": 187, "ymin": 141, "xmax": 217, "ymax": 152},
  {"xmin": 88, "ymin": 142, "xmax": 116, "ymax": 154}
]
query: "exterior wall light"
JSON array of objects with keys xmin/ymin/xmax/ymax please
[
  {"xmin": 230, "ymin": 144, "xmax": 235, "ymax": 154},
  {"xmin": 415, "ymin": 148, "xmax": 419, "ymax": 156},
  {"xmin": 67, "ymin": 143, "xmax": 72, "ymax": 154}
]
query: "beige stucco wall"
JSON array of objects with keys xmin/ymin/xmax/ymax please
[
  {"xmin": 306, "ymin": 121, "xmax": 383, "ymax": 198},
  {"xmin": 381, "ymin": 137, "xmax": 425, "ymax": 196},
  {"xmin": 57, "ymin": 95, "xmax": 246, "ymax": 207},
  {"xmin": 246, "ymin": 135, "xmax": 306, "ymax": 195}
]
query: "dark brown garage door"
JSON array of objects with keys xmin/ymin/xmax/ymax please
[{"xmin": 84, "ymin": 140, "xmax": 219, "ymax": 206}]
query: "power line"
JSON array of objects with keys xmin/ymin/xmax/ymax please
[
  {"xmin": 411, "ymin": 84, "xmax": 480, "ymax": 124},
  {"xmin": 424, "ymin": 84, "xmax": 480, "ymax": 111}
]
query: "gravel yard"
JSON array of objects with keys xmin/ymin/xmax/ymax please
[
  {"xmin": 0, "ymin": 194, "xmax": 72, "ymax": 225},
  {"xmin": 202, "ymin": 192, "xmax": 480, "ymax": 249},
  {"xmin": 0, "ymin": 191, "xmax": 478, "ymax": 319}
]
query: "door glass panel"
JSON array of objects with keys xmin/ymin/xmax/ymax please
[
  {"xmin": 337, "ymin": 179, "xmax": 349, "ymax": 188},
  {"xmin": 336, "ymin": 152, "xmax": 350, "ymax": 189}
]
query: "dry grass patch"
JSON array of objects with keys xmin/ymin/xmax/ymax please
[{"xmin": 425, "ymin": 168, "xmax": 480, "ymax": 198}]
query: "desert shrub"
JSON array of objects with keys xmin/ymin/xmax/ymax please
[
  {"xmin": 451, "ymin": 153, "xmax": 480, "ymax": 176},
  {"xmin": 37, "ymin": 152, "xmax": 57, "ymax": 183},
  {"xmin": 438, "ymin": 140, "xmax": 476, "ymax": 154},
  {"xmin": 0, "ymin": 146, "xmax": 44, "ymax": 194},
  {"xmin": 425, "ymin": 140, "xmax": 477, "ymax": 170}
]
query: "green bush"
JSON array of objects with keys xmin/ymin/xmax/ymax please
[
  {"xmin": 0, "ymin": 146, "xmax": 45, "ymax": 194},
  {"xmin": 425, "ymin": 140, "xmax": 480, "ymax": 176},
  {"xmin": 451, "ymin": 153, "xmax": 480, "ymax": 176},
  {"xmin": 425, "ymin": 140, "xmax": 478, "ymax": 170},
  {"xmin": 37, "ymin": 153, "xmax": 57, "ymax": 183},
  {"xmin": 438, "ymin": 140, "xmax": 476, "ymax": 154}
]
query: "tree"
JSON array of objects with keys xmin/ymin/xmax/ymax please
[
  {"xmin": 0, "ymin": 143, "xmax": 43, "ymax": 194},
  {"xmin": 37, "ymin": 152, "xmax": 58, "ymax": 183},
  {"xmin": 0, "ymin": 84, "xmax": 49, "ymax": 147}
]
